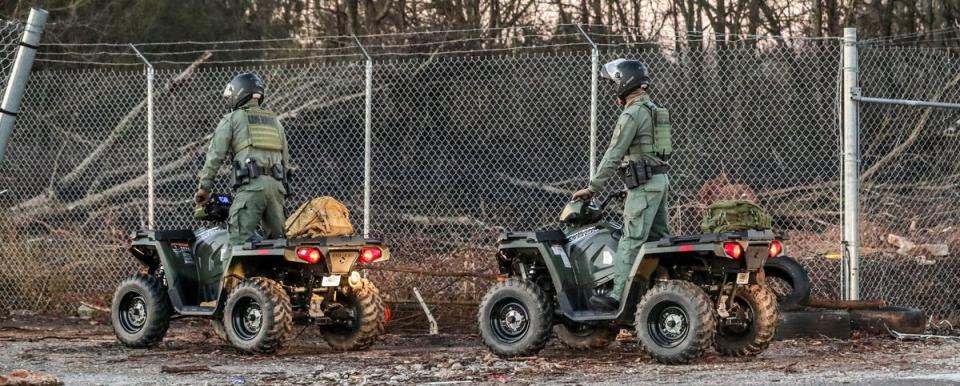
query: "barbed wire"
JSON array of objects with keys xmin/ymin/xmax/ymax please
[
  {"xmin": 358, "ymin": 24, "xmax": 542, "ymax": 38},
  {"xmin": 366, "ymin": 33, "xmax": 582, "ymax": 49},
  {"xmin": 860, "ymin": 26, "xmax": 960, "ymax": 44},
  {"xmin": 34, "ymin": 58, "xmax": 142, "ymax": 66},
  {"xmin": 373, "ymin": 43, "xmax": 588, "ymax": 57},
  {"xmin": 38, "ymin": 45, "xmax": 361, "ymax": 57},
  {"xmin": 37, "ymin": 52, "xmax": 365, "ymax": 66},
  {"xmin": 30, "ymin": 24, "xmax": 952, "ymax": 67}
]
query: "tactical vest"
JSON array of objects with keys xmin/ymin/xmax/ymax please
[
  {"xmin": 624, "ymin": 100, "xmax": 673, "ymax": 162},
  {"xmin": 234, "ymin": 107, "xmax": 284, "ymax": 153}
]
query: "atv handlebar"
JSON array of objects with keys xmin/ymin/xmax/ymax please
[{"xmin": 596, "ymin": 190, "xmax": 627, "ymax": 212}]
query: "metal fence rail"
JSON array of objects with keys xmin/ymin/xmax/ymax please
[{"xmin": 0, "ymin": 29, "xmax": 957, "ymax": 330}]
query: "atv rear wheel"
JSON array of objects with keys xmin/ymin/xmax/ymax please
[
  {"xmin": 111, "ymin": 274, "xmax": 172, "ymax": 348},
  {"xmin": 554, "ymin": 323, "xmax": 619, "ymax": 350},
  {"xmin": 321, "ymin": 279, "xmax": 385, "ymax": 351},
  {"xmin": 635, "ymin": 280, "xmax": 715, "ymax": 365},
  {"xmin": 715, "ymin": 284, "xmax": 779, "ymax": 357},
  {"xmin": 478, "ymin": 278, "xmax": 553, "ymax": 358},
  {"xmin": 223, "ymin": 277, "xmax": 293, "ymax": 354}
]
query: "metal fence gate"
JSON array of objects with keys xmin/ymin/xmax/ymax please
[{"xmin": 0, "ymin": 25, "xmax": 957, "ymax": 329}]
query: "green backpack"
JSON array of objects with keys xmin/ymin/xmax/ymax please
[{"xmin": 701, "ymin": 200, "xmax": 772, "ymax": 233}]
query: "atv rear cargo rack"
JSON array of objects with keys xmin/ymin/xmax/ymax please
[{"xmin": 655, "ymin": 229, "xmax": 782, "ymax": 247}]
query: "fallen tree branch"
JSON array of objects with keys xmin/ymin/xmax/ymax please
[
  {"xmin": 807, "ymin": 297, "xmax": 885, "ymax": 310},
  {"xmin": 860, "ymin": 70, "xmax": 960, "ymax": 183},
  {"xmin": 61, "ymin": 52, "xmax": 212, "ymax": 185},
  {"xmin": 160, "ymin": 365, "xmax": 211, "ymax": 374},
  {"xmin": 79, "ymin": 301, "xmax": 109, "ymax": 313},
  {"xmin": 384, "ymin": 299, "xmax": 481, "ymax": 306}
]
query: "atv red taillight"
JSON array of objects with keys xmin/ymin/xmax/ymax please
[
  {"xmin": 296, "ymin": 247, "xmax": 322, "ymax": 264},
  {"xmin": 723, "ymin": 242, "xmax": 743, "ymax": 260},
  {"xmin": 768, "ymin": 241, "xmax": 783, "ymax": 258},
  {"xmin": 360, "ymin": 247, "xmax": 383, "ymax": 263}
]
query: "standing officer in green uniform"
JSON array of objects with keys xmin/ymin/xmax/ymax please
[
  {"xmin": 194, "ymin": 73, "xmax": 291, "ymax": 245},
  {"xmin": 573, "ymin": 59, "xmax": 672, "ymax": 310}
]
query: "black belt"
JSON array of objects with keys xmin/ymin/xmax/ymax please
[{"xmin": 648, "ymin": 165, "xmax": 670, "ymax": 175}]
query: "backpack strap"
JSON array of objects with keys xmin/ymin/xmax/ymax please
[{"xmin": 642, "ymin": 101, "xmax": 659, "ymax": 123}]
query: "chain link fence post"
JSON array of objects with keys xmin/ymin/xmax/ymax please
[
  {"xmin": 841, "ymin": 27, "xmax": 861, "ymax": 301},
  {"xmin": 0, "ymin": 8, "xmax": 46, "ymax": 164},
  {"xmin": 576, "ymin": 24, "xmax": 599, "ymax": 178},
  {"xmin": 129, "ymin": 44, "xmax": 156, "ymax": 229},
  {"xmin": 353, "ymin": 35, "xmax": 374, "ymax": 238}
]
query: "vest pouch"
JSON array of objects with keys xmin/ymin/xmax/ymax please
[
  {"xmin": 651, "ymin": 106, "xmax": 672, "ymax": 160},
  {"xmin": 242, "ymin": 111, "xmax": 283, "ymax": 151}
]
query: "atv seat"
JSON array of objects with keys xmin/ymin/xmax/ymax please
[
  {"xmin": 153, "ymin": 229, "xmax": 196, "ymax": 242},
  {"xmin": 499, "ymin": 230, "xmax": 566, "ymax": 243}
]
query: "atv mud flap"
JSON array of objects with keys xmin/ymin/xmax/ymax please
[{"xmin": 744, "ymin": 246, "xmax": 767, "ymax": 271}]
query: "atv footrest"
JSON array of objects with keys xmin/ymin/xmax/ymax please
[{"xmin": 178, "ymin": 306, "xmax": 215, "ymax": 316}]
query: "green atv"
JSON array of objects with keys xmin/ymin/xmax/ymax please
[
  {"xmin": 111, "ymin": 194, "xmax": 389, "ymax": 354},
  {"xmin": 479, "ymin": 193, "xmax": 782, "ymax": 364}
]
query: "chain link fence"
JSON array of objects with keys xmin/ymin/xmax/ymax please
[
  {"xmin": 0, "ymin": 18, "xmax": 23, "ymax": 98},
  {"xmin": 857, "ymin": 44, "xmax": 960, "ymax": 322},
  {"xmin": 0, "ymin": 29, "xmax": 956, "ymax": 330}
]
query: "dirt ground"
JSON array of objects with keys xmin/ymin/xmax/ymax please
[{"xmin": 2, "ymin": 315, "xmax": 960, "ymax": 385}]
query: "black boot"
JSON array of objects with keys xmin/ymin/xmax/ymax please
[{"xmin": 589, "ymin": 294, "xmax": 620, "ymax": 311}]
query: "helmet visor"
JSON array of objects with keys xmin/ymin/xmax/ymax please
[{"xmin": 600, "ymin": 59, "xmax": 627, "ymax": 83}]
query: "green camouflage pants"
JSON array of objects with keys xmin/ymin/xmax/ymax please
[
  {"xmin": 610, "ymin": 174, "xmax": 670, "ymax": 298},
  {"xmin": 229, "ymin": 176, "xmax": 287, "ymax": 245}
]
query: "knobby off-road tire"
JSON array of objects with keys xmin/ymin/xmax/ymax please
[
  {"xmin": 553, "ymin": 323, "xmax": 619, "ymax": 350},
  {"xmin": 635, "ymin": 280, "xmax": 715, "ymax": 365},
  {"xmin": 764, "ymin": 256, "xmax": 811, "ymax": 311},
  {"xmin": 321, "ymin": 279, "xmax": 386, "ymax": 351},
  {"xmin": 478, "ymin": 278, "xmax": 553, "ymax": 358},
  {"xmin": 111, "ymin": 273, "xmax": 172, "ymax": 348},
  {"xmin": 223, "ymin": 277, "xmax": 293, "ymax": 354},
  {"xmin": 715, "ymin": 284, "xmax": 779, "ymax": 357}
]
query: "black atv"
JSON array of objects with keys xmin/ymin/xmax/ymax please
[
  {"xmin": 111, "ymin": 194, "xmax": 389, "ymax": 354},
  {"xmin": 478, "ymin": 193, "xmax": 782, "ymax": 364}
]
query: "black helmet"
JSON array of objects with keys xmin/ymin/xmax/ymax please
[
  {"xmin": 600, "ymin": 59, "xmax": 651, "ymax": 101},
  {"xmin": 222, "ymin": 73, "xmax": 265, "ymax": 110}
]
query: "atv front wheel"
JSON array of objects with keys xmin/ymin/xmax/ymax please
[
  {"xmin": 635, "ymin": 280, "xmax": 716, "ymax": 365},
  {"xmin": 478, "ymin": 278, "xmax": 553, "ymax": 358},
  {"xmin": 223, "ymin": 277, "xmax": 293, "ymax": 354},
  {"xmin": 321, "ymin": 279, "xmax": 386, "ymax": 351},
  {"xmin": 715, "ymin": 284, "xmax": 779, "ymax": 357},
  {"xmin": 554, "ymin": 323, "xmax": 619, "ymax": 350},
  {"xmin": 111, "ymin": 274, "xmax": 172, "ymax": 348}
]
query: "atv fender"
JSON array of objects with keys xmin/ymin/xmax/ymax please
[
  {"xmin": 499, "ymin": 233, "xmax": 665, "ymax": 322},
  {"xmin": 498, "ymin": 232, "xmax": 577, "ymax": 315},
  {"xmin": 129, "ymin": 234, "xmax": 196, "ymax": 313}
]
